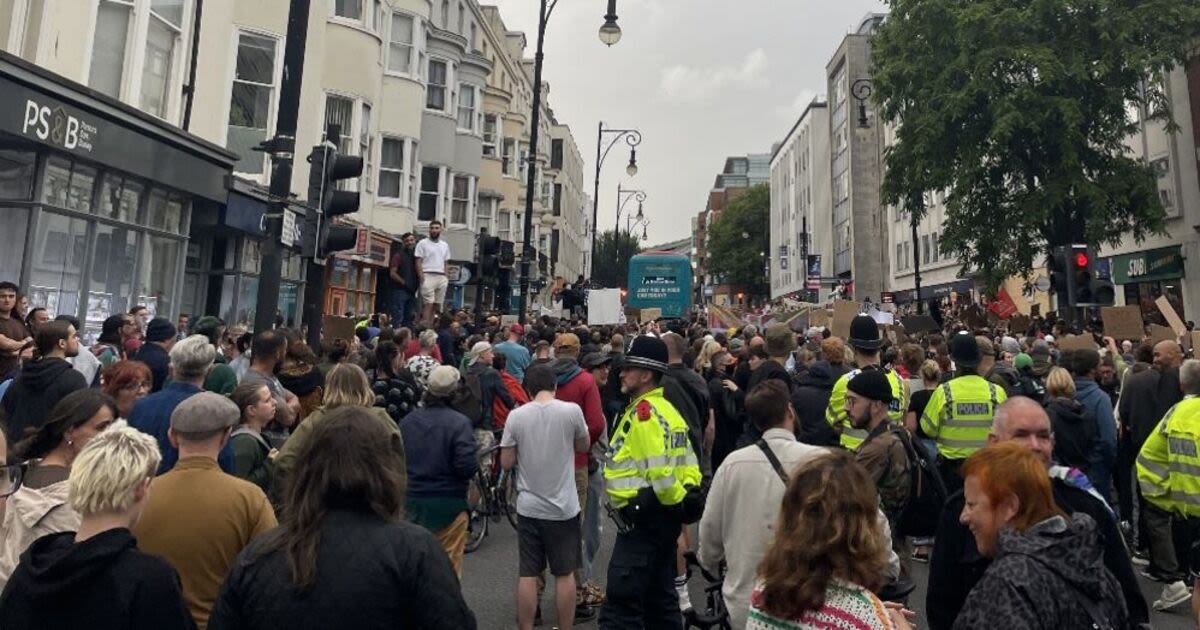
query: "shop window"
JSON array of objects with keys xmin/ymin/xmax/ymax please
[
  {"xmin": 146, "ymin": 189, "xmax": 187, "ymax": 234},
  {"xmin": 228, "ymin": 32, "xmax": 279, "ymax": 176},
  {"xmin": 98, "ymin": 174, "xmax": 144, "ymax": 223},
  {"xmin": 43, "ymin": 158, "xmax": 97, "ymax": 212},
  {"xmin": 90, "ymin": 224, "xmax": 138, "ymax": 322},
  {"xmin": 0, "ymin": 207, "xmax": 31, "ymax": 283},
  {"xmin": 31, "ymin": 212, "xmax": 88, "ymax": 324},
  {"xmin": 137, "ymin": 234, "xmax": 182, "ymax": 320},
  {"xmin": 0, "ymin": 150, "xmax": 36, "ymax": 200}
]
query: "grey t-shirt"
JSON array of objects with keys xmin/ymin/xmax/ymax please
[
  {"xmin": 500, "ymin": 398, "xmax": 587, "ymax": 521},
  {"xmin": 241, "ymin": 368, "xmax": 288, "ymax": 409}
]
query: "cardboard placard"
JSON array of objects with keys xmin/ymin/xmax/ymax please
[
  {"xmin": 1191, "ymin": 331, "xmax": 1200, "ymax": 354},
  {"xmin": 900, "ymin": 315, "xmax": 939, "ymax": 334},
  {"xmin": 586, "ymin": 289, "xmax": 622, "ymax": 325},
  {"xmin": 1009, "ymin": 314, "xmax": 1032, "ymax": 334},
  {"xmin": 639, "ymin": 308, "xmax": 662, "ymax": 324},
  {"xmin": 501, "ymin": 315, "xmax": 519, "ymax": 327},
  {"xmin": 831, "ymin": 301, "xmax": 860, "ymax": 339},
  {"xmin": 1149, "ymin": 324, "xmax": 1178, "ymax": 345},
  {"xmin": 809, "ymin": 309, "xmax": 830, "ymax": 328},
  {"xmin": 1058, "ymin": 334, "xmax": 1099, "ymax": 352},
  {"xmin": 1157, "ymin": 296, "xmax": 1187, "ymax": 337},
  {"xmin": 1101, "ymin": 306, "xmax": 1145, "ymax": 341},
  {"xmin": 322, "ymin": 315, "xmax": 357, "ymax": 344}
]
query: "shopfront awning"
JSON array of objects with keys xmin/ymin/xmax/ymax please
[
  {"xmin": 1108, "ymin": 246, "xmax": 1184, "ymax": 285},
  {"xmin": 0, "ymin": 51, "xmax": 236, "ymax": 203}
]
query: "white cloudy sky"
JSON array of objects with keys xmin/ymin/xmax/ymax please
[{"xmin": 489, "ymin": 0, "xmax": 886, "ymax": 246}]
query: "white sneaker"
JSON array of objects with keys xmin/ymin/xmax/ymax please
[
  {"xmin": 676, "ymin": 579, "xmax": 693, "ymax": 613},
  {"xmin": 1152, "ymin": 581, "xmax": 1192, "ymax": 611}
]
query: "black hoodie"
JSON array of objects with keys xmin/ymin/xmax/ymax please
[
  {"xmin": 792, "ymin": 361, "xmax": 839, "ymax": 447},
  {"xmin": 1045, "ymin": 397, "xmax": 1096, "ymax": 476},
  {"xmin": 0, "ymin": 528, "xmax": 195, "ymax": 629},
  {"xmin": 1, "ymin": 357, "xmax": 87, "ymax": 441}
]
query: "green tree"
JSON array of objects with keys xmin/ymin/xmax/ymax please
[
  {"xmin": 592, "ymin": 229, "xmax": 642, "ymax": 289},
  {"xmin": 872, "ymin": 0, "xmax": 1199, "ymax": 290},
  {"xmin": 707, "ymin": 184, "xmax": 770, "ymax": 297}
]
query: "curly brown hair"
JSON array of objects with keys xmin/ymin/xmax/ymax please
[{"xmin": 755, "ymin": 450, "xmax": 889, "ymax": 619}]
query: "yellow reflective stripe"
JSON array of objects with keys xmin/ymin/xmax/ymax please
[
  {"xmin": 938, "ymin": 437, "xmax": 989, "ymax": 449},
  {"xmin": 1136, "ymin": 455, "xmax": 1170, "ymax": 479}
]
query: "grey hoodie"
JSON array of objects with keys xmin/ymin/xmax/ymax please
[{"xmin": 954, "ymin": 514, "xmax": 1129, "ymax": 630}]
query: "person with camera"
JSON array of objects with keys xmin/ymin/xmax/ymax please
[{"xmin": 598, "ymin": 336, "xmax": 703, "ymax": 630}]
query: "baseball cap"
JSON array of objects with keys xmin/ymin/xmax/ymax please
[
  {"xmin": 581, "ymin": 352, "xmax": 613, "ymax": 370},
  {"xmin": 509, "ymin": 323, "xmax": 524, "ymax": 335}
]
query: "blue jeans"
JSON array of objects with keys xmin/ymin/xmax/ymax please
[{"xmin": 391, "ymin": 287, "xmax": 416, "ymax": 328}]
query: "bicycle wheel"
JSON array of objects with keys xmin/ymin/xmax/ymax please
[
  {"xmin": 465, "ymin": 475, "xmax": 488, "ymax": 553},
  {"xmin": 501, "ymin": 468, "xmax": 520, "ymax": 529}
]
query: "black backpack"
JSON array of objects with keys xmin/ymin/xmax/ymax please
[
  {"xmin": 451, "ymin": 370, "xmax": 484, "ymax": 426},
  {"xmin": 891, "ymin": 427, "xmax": 947, "ymax": 538}
]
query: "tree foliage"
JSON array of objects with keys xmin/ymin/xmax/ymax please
[
  {"xmin": 707, "ymin": 184, "xmax": 770, "ymax": 297},
  {"xmin": 872, "ymin": 0, "xmax": 1199, "ymax": 290},
  {"xmin": 592, "ymin": 229, "xmax": 643, "ymax": 289}
]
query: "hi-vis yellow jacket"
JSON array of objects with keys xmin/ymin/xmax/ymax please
[
  {"xmin": 1138, "ymin": 396, "xmax": 1200, "ymax": 517},
  {"xmin": 920, "ymin": 375, "xmax": 1005, "ymax": 460},
  {"xmin": 605, "ymin": 387, "xmax": 702, "ymax": 509},
  {"xmin": 827, "ymin": 367, "xmax": 908, "ymax": 451}
]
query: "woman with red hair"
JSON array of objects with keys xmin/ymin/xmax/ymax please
[
  {"xmin": 954, "ymin": 442, "xmax": 1127, "ymax": 628},
  {"xmin": 100, "ymin": 361, "xmax": 152, "ymax": 420}
]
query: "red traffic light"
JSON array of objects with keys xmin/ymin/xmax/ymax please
[{"xmin": 1074, "ymin": 252, "xmax": 1089, "ymax": 268}]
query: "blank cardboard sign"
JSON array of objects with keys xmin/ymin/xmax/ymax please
[
  {"xmin": 831, "ymin": 301, "xmax": 860, "ymax": 339},
  {"xmin": 1101, "ymin": 306, "xmax": 1145, "ymax": 342}
]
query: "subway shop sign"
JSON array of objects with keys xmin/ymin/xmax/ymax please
[{"xmin": 1109, "ymin": 246, "xmax": 1184, "ymax": 284}]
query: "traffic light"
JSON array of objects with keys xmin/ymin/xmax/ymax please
[
  {"xmin": 479, "ymin": 234, "xmax": 501, "ymax": 278},
  {"xmin": 1070, "ymin": 244, "xmax": 1115, "ymax": 307},
  {"xmin": 498, "ymin": 240, "xmax": 516, "ymax": 268},
  {"xmin": 302, "ymin": 126, "xmax": 363, "ymax": 259}
]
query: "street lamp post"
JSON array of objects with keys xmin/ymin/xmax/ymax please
[
  {"xmin": 518, "ymin": 1, "xmax": 626, "ymax": 325},
  {"xmin": 615, "ymin": 185, "xmax": 646, "ymax": 235},
  {"xmin": 590, "ymin": 124, "xmax": 642, "ymax": 276}
]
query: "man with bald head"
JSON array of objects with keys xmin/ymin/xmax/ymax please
[{"xmin": 925, "ymin": 397, "xmax": 1149, "ymax": 630}]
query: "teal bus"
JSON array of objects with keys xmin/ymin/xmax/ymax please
[{"xmin": 627, "ymin": 252, "xmax": 693, "ymax": 319}]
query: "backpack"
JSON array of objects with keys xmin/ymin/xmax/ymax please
[
  {"xmin": 891, "ymin": 427, "xmax": 947, "ymax": 538},
  {"xmin": 493, "ymin": 370, "xmax": 530, "ymax": 430},
  {"xmin": 452, "ymin": 369, "xmax": 484, "ymax": 426}
]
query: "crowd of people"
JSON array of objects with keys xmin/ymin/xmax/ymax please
[{"xmin": 1, "ymin": 269, "xmax": 1200, "ymax": 629}]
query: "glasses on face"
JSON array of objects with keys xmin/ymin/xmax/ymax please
[
  {"xmin": 122, "ymin": 381, "xmax": 152, "ymax": 392},
  {"xmin": 0, "ymin": 462, "xmax": 28, "ymax": 498}
]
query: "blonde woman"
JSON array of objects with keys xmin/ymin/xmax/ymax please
[
  {"xmin": 0, "ymin": 423, "xmax": 194, "ymax": 628},
  {"xmin": 1043, "ymin": 366, "xmax": 1093, "ymax": 475},
  {"xmin": 694, "ymin": 339, "xmax": 724, "ymax": 374},
  {"xmin": 274, "ymin": 364, "xmax": 405, "ymax": 497}
]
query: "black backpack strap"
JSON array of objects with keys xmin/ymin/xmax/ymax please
[{"xmin": 755, "ymin": 439, "xmax": 790, "ymax": 485}]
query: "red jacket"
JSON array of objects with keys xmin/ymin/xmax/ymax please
[{"xmin": 553, "ymin": 362, "xmax": 605, "ymax": 469}]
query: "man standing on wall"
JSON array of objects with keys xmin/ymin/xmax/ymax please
[
  {"xmin": 389, "ymin": 233, "xmax": 419, "ymax": 328},
  {"xmin": 416, "ymin": 220, "xmax": 452, "ymax": 327}
]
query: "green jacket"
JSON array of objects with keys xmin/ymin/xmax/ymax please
[{"xmin": 230, "ymin": 428, "xmax": 274, "ymax": 495}]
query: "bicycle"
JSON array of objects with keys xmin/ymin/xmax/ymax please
[
  {"xmin": 683, "ymin": 551, "xmax": 731, "ymax": 630},
  {"xmin": 464, "ymin": 442, "xmax": 519, "ymax": 553}
]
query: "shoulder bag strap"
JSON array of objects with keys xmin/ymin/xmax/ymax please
[{"xmin": 755, "ymin": 438, "xmax": 790, "ymax": 485}]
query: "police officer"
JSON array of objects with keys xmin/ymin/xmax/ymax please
[
  {"xmin": 827, "ymin": 315, "xmax": 909, "ymax": 450},
  {"xmin": 1137, "ymin": 358, "xmax": 1200, "ymax": 609},
  {"xmin": 920, "ymin": 332, "xmax": 1007, "ymax": 492},
  {"xmin": 600, "ymin": 336, "xmax": 703, "ymax": 630}
]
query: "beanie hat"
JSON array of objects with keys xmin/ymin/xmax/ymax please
[
  {"xmin": 145, "ymin": 317, "xmax": 175, "ymax": 343},
  {"xmin": 847, "ymin": 369, "xmax": 893, "ymax": 405},
  {"xmin": 1014, "ymin": 353, "xmax": 1033, "ymax": 371},
  {"xmin": 765, "ymin": 323, "xmax": 797, "ymax": 357}
]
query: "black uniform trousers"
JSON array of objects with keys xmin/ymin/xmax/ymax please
[{"xmin": 598, "ymin": 518, "xmax": 683, "ymax": 630}]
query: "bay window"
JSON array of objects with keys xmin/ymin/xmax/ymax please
[
  {"xmin": 323, "ymin": 93, "xmax": 372, "ymax": 191},
  {"xmin": 426, "ymin": 59, "xmax": 448, "ymax": 112},
  {"xmin": 457, "ymin": 84, "xmax": 478, "ymax": 132},
  {"xmin": 227, "ymin": 32, "xmax": 280, "ymax": 176},
  {"xmin": 380, "ymin": 137, "xmax": 417, "ymax": 204},
  {"xmin": 334, "ymin": 0, "xmax": 362, "ymax": 20},
  {"xmin": 477, "ymin": 198, "xmax": 496, "ymax": 235},
  {"xmin": 419, "ymin": 166, "xmax": 442, "ymax": 222},
  {"xmin": 498, "ymin": 209, "xmax": 512, "ymax": 241},
  {"xmin": 483, "ymin": 114, "xmax": 499, "ymax": 157},
  {"xmin": 387, "ymin": 13, "xmax": 415, "ymax": 75},
  {"xmin": 450, "ymin": 175, "xmax": 471, "ymax": 225},
  {"xmin": 501, "ymin": 137, "xmax": 515, "ymax": 175},
  {"xmin": 360, "ymin": 103, "xmax": 372, "ymax": 192}
]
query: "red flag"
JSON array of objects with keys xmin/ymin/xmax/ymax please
[{"xmin": 988, "ymin": 287, "xmax": 1019, "ymax": 319}]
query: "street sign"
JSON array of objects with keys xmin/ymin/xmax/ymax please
[
  {"xmin": 1034, "ymin": 276, "xmax": 1051, "ymax": 292},
  {"xmin": 280, "ymin": 209, "xmax": 297, "ymax": 247}
]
